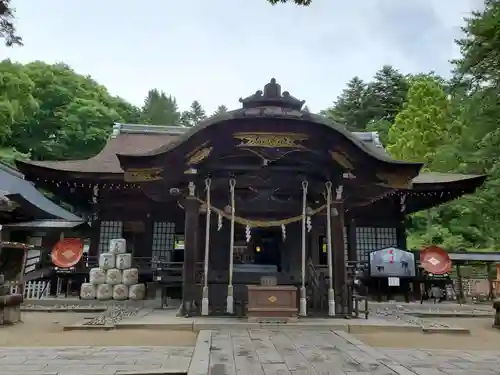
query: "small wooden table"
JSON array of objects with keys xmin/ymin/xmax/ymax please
[{"xmin": 247, "ymin": 285, "xmax": 298, "ymax": 322}]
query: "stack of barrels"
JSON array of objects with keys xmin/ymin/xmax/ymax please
[{"xmin": 80, "ymin": 239, "xmax": 145, "ymax": 301}]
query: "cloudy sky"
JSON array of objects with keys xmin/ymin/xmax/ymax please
[{"xmin": 1, "ymin": 0, "xmax": 482, "ymax": 114}]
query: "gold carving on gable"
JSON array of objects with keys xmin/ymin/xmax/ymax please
[
  {"xmin": 185, "ymin": 141, "xmax": 213, "ymax": 165},
  {"xmin": 234, "ymin": 132, "xmax": 308, "ymax": 149},
  {"xmin": 376, "ymin": 172, "xmax": 413, "ymax": 189},
  {"xmin": 124, "ymin": 168, "xmax": 163, "ymax": 182},
  {"xmin": 330, "ymin": 150, "xmax": 354, "ymax": 170}
]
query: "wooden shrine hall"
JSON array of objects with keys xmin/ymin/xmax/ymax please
[{"xmin": 16, "ymin": 79, "xmax": 486, "ymax": 317}]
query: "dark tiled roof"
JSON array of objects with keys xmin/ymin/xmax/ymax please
[
  {"xmin": 15, "ymin": 123, "xmax": 485, "ymax": 189},
  {"xmin": 0, "ymin": 162, "xmax": 82, "ymax": 221},
  {"xmin": 16, "ymin": 124, "xmax": 394, "ymax": 174}
]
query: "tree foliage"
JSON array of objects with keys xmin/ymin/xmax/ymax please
[
  {"xmin": 387, "ymin": 77, "xmax": 451, "ymax": 166},
  {"xmin": 0, "ymin": 60, "xmax": 140, "ymax": 161},
  {"xmin": 0, "ymin": 0, "xmax": 21, "ymax": 46},
  {"xmin": 140, "ymin": 89, "xmax": 180, "ymax": 126}
]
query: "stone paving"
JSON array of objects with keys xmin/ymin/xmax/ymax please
[
  {"xmin": 1, "ymin": 329, "xmax": 500, "ymax": 374},
  {"xmin": 193, "ymin": 329, "xmax": 500, "ymax": 375},
  {"xmin": 379, "ymin": 348, "xmax": 500, "ymax": 375},
  {"xmin": 0, "ymin": 345, "xmax": 193, "ymax": 375}
]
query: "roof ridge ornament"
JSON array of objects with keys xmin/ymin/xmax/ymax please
[{"xmin": 239, "ymin": 78, "xmax": 306, "ymax": 111}]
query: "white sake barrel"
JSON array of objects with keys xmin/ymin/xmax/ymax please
[
  {"xmin": 99, "ymin": 253, "xmax": 115, "ymax": 270},
  {"xmin": 109, "ymin": 238, "xmax": 126, "ymax": 254},
  {"xmin": 80, "ymin": 283, "xmax": 96, "ymax": 300},
  {"xmin": 128, "ymin": 284, "xmax": 146, "ymax": 300},
  {"xmin": 96, "ymin": 284, "xmax": 113, "ymax": 300},
  {"xmin": 113, "ymin": 284, "xmax": 129, "ymax": 300},
  {"xmin": 89, "ymin": 268, "xmax": 106, "ymax": 285},
  {"xmin": 106, "ymin": 268, "xmax": 122, "ymax": 285},
  {"xmin": 115, "ymin": 253, "xmax": 132, "ymax": 270},
  {"xmin": 122, "ymin": 268, "xmax": 139, "ymax": 285}
]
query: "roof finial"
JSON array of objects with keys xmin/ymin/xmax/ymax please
[{"xmin": 239, "ymin": 78, "xmax": 305, "ymax": 110}]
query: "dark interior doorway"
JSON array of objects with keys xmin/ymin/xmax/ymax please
[{"xmin": 252, "ymin": 229, "xmax": 282, "ymax": 270}]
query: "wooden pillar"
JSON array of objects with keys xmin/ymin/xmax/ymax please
[
  {"xmin": 396, "ymin": 219, "xmax": 407, "ymax": 249},
  {"xmin": 346, "ymin": 218, "xmax": 357, "ymax": 262},
  {"xmin": 182, "ymin": 184, "xmax": 200, "ymax": 316},
  {"xmin": 331, "ymin": 201, "xmax": 347, "ymax": 316}
]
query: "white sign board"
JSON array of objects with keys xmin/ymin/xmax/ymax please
[{"xmin": 388, "ymin": 277, "xmax": 400, "ymax": 287}]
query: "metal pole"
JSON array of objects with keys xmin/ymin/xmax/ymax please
[
  {"xmin": 226, "ymin": 178, "xmax": 236, "ymax": 314},
  {"xmin": 201, "ymin": 178, "xmax": 212, "ymax": 316},
  {"xmin": 299, "ymin": 180, "xmax": 308, "ymax": 317}
]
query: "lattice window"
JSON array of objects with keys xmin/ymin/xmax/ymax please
[
  {"xmin": 355, "ymin": 226, "xmax": 398, "ymax": 263},
  {"xmin": 356, "ymin": 227, "xmax": 376, "ymax": 263},
  {"xmin": 98, "ymin": 221, "xmax": 123, "ymax": 254},
  {"xmin": 375, "ymin": 227, "xmax": 398, "ymax": 249},
  {"xmin": 152, "ymin": 222, "xmax": 175, "ymax": 267}
]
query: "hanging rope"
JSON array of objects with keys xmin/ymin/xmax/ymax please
[
  {"xmin": 194, "ymin": 197, "xmax": 326, "ymax": 228},
  {"xmin": 325, "ymin": 181, "xmax": 334, "ymax": 292},
  {"xmin": 203, "ymin": 178, "xmax": 212, "ymax": 290},
  {"xmin": 301, "ymin": 180, "xmax": 308, "ymax": 291},
  {"xmin": 228, "ymin": 178, "xmax": 236, "ymax": 287}
]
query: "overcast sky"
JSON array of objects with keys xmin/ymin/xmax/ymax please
[{"xmin": 1, "ymin": 0, "xmax": 483, "ymax": 114}]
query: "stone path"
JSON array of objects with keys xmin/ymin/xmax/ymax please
[
  {"xmin": 0, "ymin": 345, "xmax": 193, "ymax": 374},
  {"xmin": 196, "ymin": 330, "xmax": 500, "ymax": 375},
  {"xmin": 1, "ymin": 330, "xmax": 500, "ymax": 374},
  {"xmin": 379, "ymin": 348, "xmax": 500, "ymax": 375}
]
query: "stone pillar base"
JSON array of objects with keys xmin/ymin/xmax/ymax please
[
  {"xmin": 299, "ymin": 286, "xmax": 307, "ymax": 317},
  {"xmin": 201, "ymin": 286, "xmax": 209, "ymax": 316},
  {"xmin": 226, "ymin": 285, "xmax": 234, "ymax": 314}
]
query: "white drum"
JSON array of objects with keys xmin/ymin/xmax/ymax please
[
  {"xmin": 106, "ymin": 269, "xmax": 122, "ymax": 285},
  {"xmin": 89, "ymin": 268, "xmax": 106, "ymax": 285},
  {"xmin": 109, "ymin": 238, "xmax": 126, "ymax": 254},
  {"xmin": 113, "ymin": 284, "xmax": 129, "ymax": 300},
  {"xmin": 128, "ymin": 284, "xmax": 146, "ymax": 300},
  {"xmin": 115, "ymin": 253, "xmax": 132, "ymax": 270},
  {"xmin": 122, "ymin": 268, "xmax": 139, "ymax": 285},
  {"xmin": 80, "ymin": 283, "xmax": 96, "ymax": 300},
  {"xmin": 99, "ymin": 253, "xmax": 115, "ymax": 270},
  {"xmin": 96, "ymin": 284, "xmax": 112, "ymax": 300}
]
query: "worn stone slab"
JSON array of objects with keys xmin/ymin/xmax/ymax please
[
  {"xmin": 421, "ymin": 326, "xmax": 470, "ymax": 334},
  {"xmin": 187, "ymin": 330, "xmax": 211, "ymax": 375},
  {"xmin": 0, "ymin": 346, "xmax": 194, "ymax": 375}
]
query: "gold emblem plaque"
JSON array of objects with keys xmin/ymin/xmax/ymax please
[
  {"xmin": 234, "ymin": 132, "xmax": 308, "ymax": 148},
  {"xmin": 124, "ymin": 167, "xmax": 163, "ymax": 182}
]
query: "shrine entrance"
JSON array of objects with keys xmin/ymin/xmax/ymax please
[
  {"xmin": 252, "ymin": 229, "xmax": 282, "ymax": 271},
  {"xmin": 117, "ymin": 78, "xmax": 423, "ymax": 318}
]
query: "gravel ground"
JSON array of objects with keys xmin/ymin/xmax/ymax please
[
  {"xmin": 0, "ymin": 312, "xmax": 197, "ymax": 347},
  {"xmin": 355, "ymin": 317, "xmax": 500, "ymax": 350},
  {"xmin": 82, "ymin": 304, "xmax": 142, "ymax": 325}
]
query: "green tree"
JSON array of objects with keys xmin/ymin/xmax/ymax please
[
  {"xmin": 366, "ymin": 65, "xmax": 409, "ymax": 124},
  {"xmin": 180, "ymin": 100, "xmax": 207, "ymax": 127},
  {"xmin": 0, "ymin": 60, "xmax": 140, "ymax": 162},
  {"xmin": 0, "ymin": 0, "xmax": 21, "ymax": 46},
  {"xmin": 387, "ymin": 77, "xmax": 451, "ymax": 166},
  {"xmin": 212, "ymin": 105, "xmax": 228, "ymax": 117},
  {"xmin": 322, "ymin": 77, "xmax": 371, "ymax": 131},
  {"xmin": 453, "ymin": 0, "xmax": 500, "ymax": 87},
  {"xmin": 140, "ymin": 89, "xmax": 181, "ymax": 125}
]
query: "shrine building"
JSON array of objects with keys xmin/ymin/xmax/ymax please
[{"xmin": 16, "ymin": 79, "xmax": 486, "ymax": 317}]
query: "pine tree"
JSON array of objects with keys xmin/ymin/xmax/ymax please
[
  {"xmin": 366, "ymin": 65, "xmax": 409, "ymax": 124},
  {"xmin": 140, "ymin": 89, "xmax": 180, "ymax": 125},
  {"xmin": 179, "ymin": 100, "xmax": 207, "ymax": 127},
  {"xmin": 212, "ymin": 105, "xmax": 228, "ymax": 117},
  {"xmin": 323, "ymin": 77, "xmax": 371, "ymax": 131}
]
